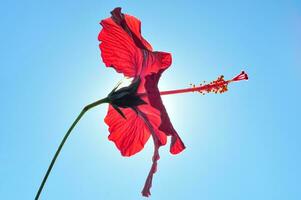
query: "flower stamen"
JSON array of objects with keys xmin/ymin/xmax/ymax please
[{"xmin": 143, "ymin": 71, "xmax": 248, "ymax": 96}]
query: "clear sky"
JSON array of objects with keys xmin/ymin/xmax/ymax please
[{"xmin": 1, "ymin": 0, "xmax": 301, "ymax": 199}]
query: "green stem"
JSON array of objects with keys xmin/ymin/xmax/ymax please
[{"xmin": 35, "ymin": 98, "xmax": 108, "ymax": 200}]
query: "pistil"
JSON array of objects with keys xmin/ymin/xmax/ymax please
[{"xmin": 139, "ymin": 71, "xmax": 248, "ymax": 97}]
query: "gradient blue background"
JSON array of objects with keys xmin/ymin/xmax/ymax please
[{"xmin": 1, "ymin": 1, "xmax": 300, "ymax": 199}]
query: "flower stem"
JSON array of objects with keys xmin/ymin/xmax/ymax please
[{"xmin": 34, "ymin": 97, "xmax": 108, "ymax": 200}]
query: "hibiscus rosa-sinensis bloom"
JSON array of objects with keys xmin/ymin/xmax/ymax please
[{"xmin": 34, "ymin": 7, "xmax": 248, "ymax": 200}]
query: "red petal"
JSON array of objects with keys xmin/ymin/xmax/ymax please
[
  {"xmin": 139, "ymin": 102, "xmax": 167, "ymax": 146},
  {"xmin": 170, "ymin": 134, "xmax": 186, "ymax": 154},
  {"xmin": 144, "ymin": 71, "xmax": 186, "ymax": 154},
  {"xmin": 99, "ymin": 17, "xmax": 143, "ymax": 77},
  {"xmin": 140, "ymin": 51, "xmax": 172, "ymax": 77},
  {"xmin": 99, "ymin": 8, "xmax": 172, "ymax": 78},
  {"xmin": 124, "ymin": 14, "xmax": 153, "ymax": 51},
  {"xmin": 104, "ymin": 103, "xmax": 166, "ymax": 157}
]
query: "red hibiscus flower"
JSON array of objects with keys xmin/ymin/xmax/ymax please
[
  {"xmin": 98, "ymin": 7, "xmax": 185, "ymax": 196},
  {"xmin": 34, "ymin": 7, "xmax": 248, "ymax": 200}
]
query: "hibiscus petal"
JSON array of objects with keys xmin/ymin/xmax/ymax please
[
  {"xmin": 124, "ymin": 13, "xmax": 153, "ymax": 51},
  {"xmin": 139, "ymin": 102, "xmax": 167, "ymax": 146},
  {"xmin": 170, "ymin": 134, "xmax": 186, "ymax": 154},
  {"xmin": 99, "ymin": 17, "xmax": 143, "ymax": 77},
  {"xmin": 140, "ymin": 51, "xmax": 172, "ymax": 77},
  {"xmin": 99, "ymin": 8, "xmax": 172, "ymax": 78},
  {"xmin": 144, "ymin": 71, "xmax": 186, "ymax": 154},
  {"xmin": 104, "ymin": 104, "xmax": 166, "ymax": 157}
]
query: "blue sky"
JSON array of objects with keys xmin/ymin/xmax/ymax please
[{"xmin": 1, "ymin": 0, "xmax": 301, "ymax": 199}]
